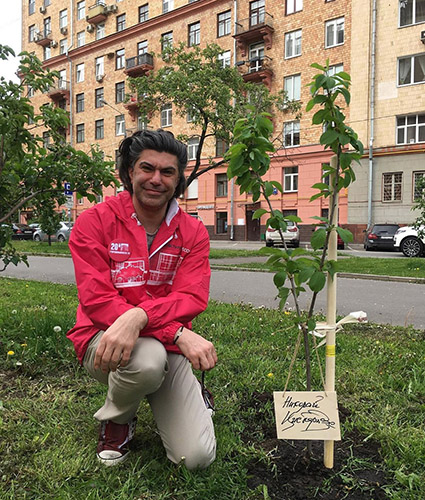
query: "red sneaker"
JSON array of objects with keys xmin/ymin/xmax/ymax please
[{"xmin": 96, "ymin": 417, "xmax": 137, "ymax": 466}]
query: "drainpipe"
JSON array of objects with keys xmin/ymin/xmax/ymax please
[
  {"xmin": 229, "ymin": 0, "xmax": 238, "ymax": 240},
  {"xmin": 367, "ymin": 0, "xmax": 377, "ymax": 229},
  {"xmin": 65, "ymin": 0, "xmax": 74, "ymax": 146}
]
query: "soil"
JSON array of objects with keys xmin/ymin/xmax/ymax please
[{"xmin": 241, "ymin": 392, "xmax": 390, "ymax": 500}]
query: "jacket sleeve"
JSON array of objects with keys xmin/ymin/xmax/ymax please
[
  {"xmin": 69, "ymin": 210, "xmax": 135, "ymax": 331},
  {"xmin": 139, "ymin": 223, "xmax": 211, "ymax": 336}
]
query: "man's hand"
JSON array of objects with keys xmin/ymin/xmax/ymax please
[
  {"xmin": 94, "ymin": 308, "xmax": 148, "ymax": 373},
  {"xmin": 175, "ymin": 328, "xmax": 217, "ymax": 371}
]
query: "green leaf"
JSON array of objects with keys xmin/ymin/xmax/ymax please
[
  {"xmin": 308, "ymin": 270, "xmax": 326, "ymax": 292},
  {"xmin": 298, "ymin": 265, "xmax": 315, "ymax": 283},
  {"xmin": 252, "ymin": 208, "xmax": 268, "ymax": 220},
  {"xmin": 335, "ymin": 227, "xmax": 353, "ymax": 243},
  {"xmin": 320, "ymin": 129, "xmax": 339, "ymax": 145},
  {"xmin": 278, "ymin": 287, "xmax": 290, "ymax": 306},
  {"xmin": 273, "ymin": 271, "xmax": 287, "ymax": 288},
  {"xmin": 285, "ymin": 214, "xmax": 302, "ymax": 223},
  {"xmin": 311, "ymin": 227, "xmax": 327, "ymax": 250}
]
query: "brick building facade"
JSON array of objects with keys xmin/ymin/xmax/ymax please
[{"xmin": 22, "ymin": 0, "xmax": 356, "ymax": 241}]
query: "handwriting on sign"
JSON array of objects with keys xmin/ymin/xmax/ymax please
[{"xmin": 273, "ymin": 391, "xmax": 341, "ymax": 441}]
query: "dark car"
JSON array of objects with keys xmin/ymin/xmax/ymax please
[
  {"xmin": 364, "ymin": 224, "xmax": 400, "ymax": 251},
  {"xmin": 1, "ymin": 223, "xmax": 35, "ymax": 240}
]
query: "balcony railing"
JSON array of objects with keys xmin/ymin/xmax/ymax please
[
  {"xmin": 34, "ymin": 29, "xmax": 53, "ymax": 47},
  {"xmin": 124, "ymin": 53, "xmax": 154, "ymax": 77},
  {"xmin": 47, "ymin": 79, "xmax": 70, "ymax": 101},
  {"xmin": 240, "ymin": 57, "xmax": 273, "ymax": 89},
  {"xmin": 233, "ymin": 12, "xmax": 274, "ymax": 57},
  {"xmin": 86, "ymin": 2, "xmax": 108, "ymax": 24},
  {"xmin": 235, "ymin": 12, "xmax": 274, "ymax": 35}
]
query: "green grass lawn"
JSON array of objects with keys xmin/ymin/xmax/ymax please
[{"xmin": 1, "ymin": 278, "xmax": 424, "ymax": 499}]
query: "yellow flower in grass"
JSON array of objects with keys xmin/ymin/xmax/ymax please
[
  {"xmin": 7, "ymin": 351, "xmax": 15, "ymax": 356},
  {"xmin": 267, "ymin": 372, "xmax": 274, "ymax": 378},
  {"xmin": 284, "ymin": 311, "xmax": 291, "ymax": 315}
]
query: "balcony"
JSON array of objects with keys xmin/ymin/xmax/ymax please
[
  {"xmin": 233, "ymin": 12, "xmax": 274, "ymax": 57},
  {"xmin": 124, "ymin": 53, "xmax": 154, "ymax": 77},
  {"xmin": 124, "ymin": 94, "xmax": 141, "ymax": 121},
  {"xmin": 47, "ymin": 79, "xmax": 70, "ymax": 102},
  {"xmin": 86, "ymin": 2, "xmax": 108, "ymax": 25},
  {"xmin": 34, "ymin": 30, "xmax": 53, "ymax": 47},
  {"xmin": 240, "ymin": 57, "xmax": 273, "ymax": 89}
]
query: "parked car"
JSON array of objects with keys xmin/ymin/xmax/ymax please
[
  {"xmin": 1, "ymin": 223, "xmax": 35, "ymax": 240},
  {"xmin": 393, "ymin": 226, "xmax": 425, "ymax": 258},
  {"xmin": 33, "ymin": 221, "xmax": 73, "ymax": 242},
  {"xmin": 265, "ymin": 221, "xmax": 300, "ymax": 247},
  {"xmin": 29, "ymin": 223, "xmax": 40, "ymax": 230},
  {"xmin": 363, "ymin": 224, "xmax": 400, "ymax": 251}
]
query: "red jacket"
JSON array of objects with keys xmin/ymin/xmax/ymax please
[{"xmin": 67, "ymin": 191, "xmax": 211, "ymax": 363}]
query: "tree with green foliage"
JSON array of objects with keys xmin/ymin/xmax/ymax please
[
  {"xmin": 37, "ymin": 202, "xmax": 63, "ymax": 246},
  {"xmin": 226, "ymin": 61, "xmax": 363, "ymax": 407},
  {"xmin": 0, "ymin": 45, "xmax": 118, "ymax": 270},
  {"xmin": 128, "ymin": 43, "xmax": 300, "ymax": 187}
]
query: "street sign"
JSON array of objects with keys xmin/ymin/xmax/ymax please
[{"xmin": 64, "ymin": 182, "xmax": 72, "ymax": 196}]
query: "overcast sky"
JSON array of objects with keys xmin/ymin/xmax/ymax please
[{"xmin": 0, "ymin": 2, "xmax": 22, "ymax": 82}]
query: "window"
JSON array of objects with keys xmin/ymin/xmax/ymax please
[
  {"xmin": 77, "ymin": 1, "xmax": 85, "ymax": 20},
  {"xmin": 325, "ymin": 17, "xmax": 345, "ymax": 48},
  {"xmin": 285, "ymin": 29, "xmax": 302, "ymax": 59},
  {"xmin": 163, "ymin": 0, "xmax": 174, "ymax": 13},
  {"xmin": 284, "ymin": 121, "xmax": 300, "ymax": 147},
  {"xmin": 188, "ymin": 22, "xmax": 200, "ymax": 46},
  {"xmin": 76, "ymin": 123, "xmax": 85, "ymax": 143},
  {"xmin": 96, "ymin": 23, "xmax": 105, "ymax": 40},
  {"xmin": 95, "ymin": 119, "xmax": 104, "ymax": 140},
  {"xmin": 29, "ymin": 0, "xmax": 35, "ymax": 15},
  {"xmin": 44, "ymin": 0, "xmax": 51, "ymax": 6},
  {"xmin": 161, "ymin": 31, "xmax": 173, "ymax": 51},
  {"xmin": 399, "ymin": 0, "xmax": 425, "ymax": 27},
  {"xmin": 398, "ymin": 54, "xmax": 425, "ymax": 86},
  {"xmin": 248, "ymin": 43, "xmax": 264, "ymax": 73},
  {"xmin": 76, "ymin": 93, "xmax": 84, "ymax": 113},
  {"xmin": 95, "ymin": 57, "xmax": 104, "ymax": 79},
  {"xmin": 117, "ymin": 14, "xmax": 126, "ymax": 32},
  {"xmin": 216, "ymin": 138, "xmax": 229, "ymax": 157},
  {"xmin": 95, "ymin": 87, "xmax": 104, "ymax": 108},
  {"xmin": 76, "ymin": 63, "xmax": 84, "ymax": 82},
  {"xmin": 327, "ymin": 63, "xmax": 344, "ymax": 76},
  {"xmin": 59, "ymin": 39, "xmax": 68, "ymax": 54},
  {"xmin": 59, "ymin": 9, "xmax": 68, "ymax": 29},
  {"xmin": 138, "ymin": 40, "xmax": 148, "ymax": 54},
  {"xmin": 218, "ymin": 50, "xmax": 231, "ymax": 68},
  {"xmin": 284, "ymin": 166, "xmax": 298, "ymax": 192},
  {"xmin": 383, "ymin": 172, "xmax": 402, "ymax": 202},
  {"xmin": 187, "ymin": 108, "xmax": 196, "ymax": 122},
  {"xmin": 188, "ymin": 137, "xmax": 199, "ymax": 160},
  {"xmin": 161, "ymin": 104, "xmax": 172, "ymax": 127},
  {"xmin": 137, "ymin": 114, "xmax": 148, "ymax": 131},
  {"xmin": 250, "ymin": 0, "xmax": 265, "ymax": 27},
  {"xmin": 115, "ymin": 81, "xmax": 125, "ymax": 103},
  {"xmin": 216, "ymin": 212, "xmax": 228, "ymax": 234},
  {"xmin": 186, "ymin": 178, "xmax": 198, "ymax": 199},
  {"xmin": 116, "ymin": 48, "xmax": 125, "ymax": 70},
  {"xmin": 396, "ymin": 113, "xmax": 425, "ymax": 144},
  {"xmin": 284, "ymin": 74, "xmax": 301, "ymax": 101},
  {"xmin": 139, "ymin": 4, "xmax": 149, "ymax": 23},
  {"xmin": 77, "ymin": 30, "xmax": 85, "ymax": 47},
  {"xmin": 216, "ymin": 173, "xmax": 228, "ymax": 197},
  {"xmin": 116, "ymin": 115, "xmax": 125, "ymax": 136},
  {"xmin": 286, "ymin": 0, "xmax": 303, "ymax": 15},
  {"xmin": 44, "ymin": 46, "xmax": 51, "ymax": 61},
  {"xmin": 413, "ymin": 171, "xmax": 425, "ymax": 201},
  {"xmin": 43, "ymin": 131, "xmax": 50, "ymax": 147},
  {"xmin": 44, "ymin": 17, "xmax": 51, "ymax": 36},
  {"xmin": 29, "ymin": 25, "xmax": 35, "ymax": 42},
  {"xmin": 27, "ymin": 86, "xmax": 34, "ymax": 98},
  {"xmin": 217, "ymin": 10, "xmax": 231, "ymax": 37}
]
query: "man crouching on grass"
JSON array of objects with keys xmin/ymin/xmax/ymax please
[{"xmin": 67, "ymin": 129, "xmax": 217, "ymax": 469}]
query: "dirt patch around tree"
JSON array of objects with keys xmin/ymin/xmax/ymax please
[{"xmin": 242, "ymin": 392, "xmax": 390, "ymax": 500}]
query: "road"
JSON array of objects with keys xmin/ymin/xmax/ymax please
[{"xmin": 2, "ymin": 255, "xmax": 424, "ymax": 330}]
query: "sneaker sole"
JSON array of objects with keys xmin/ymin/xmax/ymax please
[{"xmin": 96, "ymin": 451, "xmax": 130, "ymax": 467}]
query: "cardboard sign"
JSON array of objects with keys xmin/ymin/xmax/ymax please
[{"xmin": 273, "ymin": 391, "xmax": 341, "ymax": 441}]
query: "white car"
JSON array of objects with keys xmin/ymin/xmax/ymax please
[
  {"xmin": 265, "ymin": 221, "xmax": 300, "ymax": 247},
  {"xmin": 393, "ymin": 226, "xmax": 425, "ymax": 257}
]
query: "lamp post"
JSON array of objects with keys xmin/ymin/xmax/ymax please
[{"xmin": 99, "ymin": 98, "xmax": 127, "ymax": 137}]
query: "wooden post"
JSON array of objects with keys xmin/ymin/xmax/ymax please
[{"xmin": 324, "ymin": 155, "xmax": 338, "ymax": 468}]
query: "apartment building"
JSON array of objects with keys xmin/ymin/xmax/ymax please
[
  {"xmin": 22, "ymin": 0, "xmax": 353, "ymax": 241},
  {"xmin": 349, "ymin": 0, "xmax": 425, "ymax": 238}
]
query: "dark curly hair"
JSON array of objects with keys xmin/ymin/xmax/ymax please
[{"xmin": 118, "ymin": 129, "xmax": 187, "ymax": 198}]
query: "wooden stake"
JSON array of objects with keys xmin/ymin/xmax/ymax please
[{"xmin": 324, "ymin": 155, "xmax": 338, "ymax": 469}]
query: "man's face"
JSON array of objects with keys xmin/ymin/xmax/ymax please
[{"xmin": 129, "ymin": 149, "xmax": 180, "ymax": 213}]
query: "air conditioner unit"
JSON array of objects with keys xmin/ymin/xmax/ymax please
[
  {"xmin": 50, "ymin": 40, "xmax": 58, "ymax": 48},
  {"xmin": 86, "ymin": 24, "xmax": 95, "ymax": 33},
  {"xmin": 40, "ymin": 6, "xmax": 46, "ymax": 14},
  {"xmin": 107, "ymin": 52, "xmax": 115, "ymax": 59},
  {"xmin": 96, "ymin": 74, "xmax": 104, "ymax": 82},
  {"xmin": 60, "ymin": 26, "xmax": 68, "ymax": 35},
  {"xmin": 107, "ymin": 5, "xmax": 118, "ymax": 13},
  {"xmin": 421, "ymin": 30, "xmax": 425, "ymax": 44}
]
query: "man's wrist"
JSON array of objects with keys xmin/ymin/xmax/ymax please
[{"xmin": 173, "ymin": 326, "xmax": 184, "ymax": 344}]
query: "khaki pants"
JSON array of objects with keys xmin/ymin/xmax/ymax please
[{"xmin": 83, "ymin": 331, "xmax": 216, "ymax": 469}]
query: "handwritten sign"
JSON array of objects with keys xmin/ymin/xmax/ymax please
[{"xmin": 273, "ymin": 391, "xmax": 341, "ymax": 441}]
